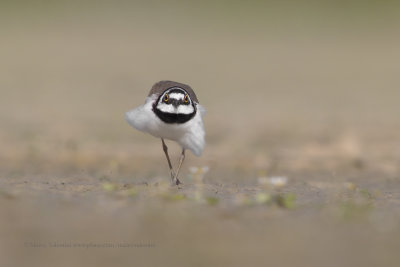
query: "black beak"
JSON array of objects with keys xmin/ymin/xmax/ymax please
[{"xmin": 171, "ymin": 99, "xmax": 179, "ymax": 108}]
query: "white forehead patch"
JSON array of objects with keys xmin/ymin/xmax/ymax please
[{"xmin": 168, "ymin": 92, "xmax": 185, "ymax": 101}]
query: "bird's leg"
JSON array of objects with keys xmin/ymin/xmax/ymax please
[
  {"xmin": 173, "ymin": 149, "xmax": 185, "ymax": 185},
  {"xmin": 161, "ymin": 138, "xmax": 175, "ymax": 182}
]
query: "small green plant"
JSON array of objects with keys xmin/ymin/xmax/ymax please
[
  {"xmin": 256, "ymin": 175, "xmax": 295, "ymax": 208},
  {"xmin": 127, "ymin": 188, "xmax": 137, "ymax": 197},
  {"xmin": 254, "ymin": 192, "xmax": 271, "ymax": 204},
  {"xmin": 340, "ymin": 182, "xmax": 375, "ymax": 220},
  {"xmin": 205, "ymin": 197, "xmax": 219, "ymax": 206},
  {"xmin": 102, "ymin": 183, "xmax": 118, "ymax": 192},
  {"xmin": 275, "ymin": 193, "xmax": 296, "ymax": 209},
  {"xmin": 339, "ymin": 200, "xmax": 373, "ymax": 220},
  {"xmin": 163, "ymin": 193, "xmax": 186, "ymax": 201}
]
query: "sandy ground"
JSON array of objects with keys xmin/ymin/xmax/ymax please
[{"xmin": 1, "ymin": 2, "xmax": 400, "ymax": 266}]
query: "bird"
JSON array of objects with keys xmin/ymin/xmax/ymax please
[{"xmin": 125, "ymin": 80, "xmax": 206, "ymax": 185}]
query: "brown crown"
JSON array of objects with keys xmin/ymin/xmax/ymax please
[{"xmin": 148, "ymin": 80, "xmax": 199, "ymax": 103}]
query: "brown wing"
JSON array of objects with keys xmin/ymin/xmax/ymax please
[{"xmin": 148, "ymin": 80, "xmax": 199, "ymax": 103}]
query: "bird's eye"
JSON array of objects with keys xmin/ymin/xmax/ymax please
[
  {"xmin": 164, "ymin": 94, "xmax": 169, "ymax": 102},
  {"xmin": 184, "ymin": 95, "xmax": 189, "ymax": 103}
]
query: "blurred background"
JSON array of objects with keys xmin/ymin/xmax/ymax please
[
  {"xmin": 1, "ymin": 0, "xmax": 400, "ymax": 176},
  {"xmin": 1, "ymin": 1, "xmax": 400, "ymax": 266}
]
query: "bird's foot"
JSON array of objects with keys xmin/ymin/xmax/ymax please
[
  {"xmin": 170, "ymin": 177, "xmax": 182, "ymax": 187},
  {"xmin": 169, "ymin": 170, "xmax": 182, "ymax": 187},
  {"xmin": 176, "ymin": 179, "xmax": 183, "ymax": 189}
]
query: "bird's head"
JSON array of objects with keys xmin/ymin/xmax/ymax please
[{"xmin": 151, "ymin": 81, "xmax": 198, "ymax": 124}]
